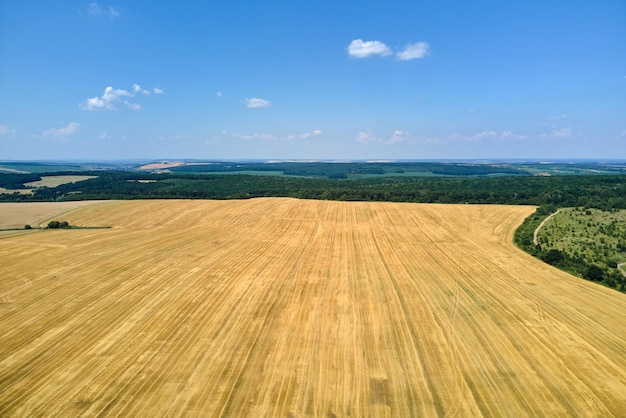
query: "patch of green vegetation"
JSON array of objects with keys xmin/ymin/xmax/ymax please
[
  {"xmin": 168, "ymin": 161, "xmax": 531, "ymax": 179},
  {"xmin": 514, "ymin": 163, "xmax": 626, "ymax": 176},
  {"xmin": 516, "ymin": 206, "xmax": 626, "ymax": 292},
  {"xmin": 47, "ymin": 220, "xmax": 71, "ymax": 229},
  {"xmin": 537, "ymin": 208, "xmax": 626, "ymax": 288},
  {"xmin": 2, "ymin": 170, "xmax": 626, "ymax": 210},
  {"xmin": 208, "ymin": 170, "xmax": 287, "ymax": 177}
]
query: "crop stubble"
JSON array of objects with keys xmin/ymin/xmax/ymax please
[{"xmin": 1, "ymin": 198, "xmax": 625, "ymax": 417}]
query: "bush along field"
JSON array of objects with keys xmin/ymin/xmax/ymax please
[{"xmin": 516, "ymin": 206, "xmax": 626, "ymax": 291}]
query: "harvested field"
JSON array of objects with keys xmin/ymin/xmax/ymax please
[
  {"xmin": 0, "ymin": 201, "xmax": 103, "ymax": 233},
  {"xmin": 1, "ymin": 198, "xmax": 625, "ymax": 417},
  {"xmin": 24, "ymin": 175, "xmax": 97, "ymax": 188}
]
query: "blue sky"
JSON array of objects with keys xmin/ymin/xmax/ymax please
[{"xmin": 1, "ymin": 1, "xmax": 625, "ymax": 161}]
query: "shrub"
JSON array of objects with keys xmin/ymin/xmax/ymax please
[
  {"xmin": 541, "ymin": 249, "xmax": 565, "ymax": 266},
  {"xmin": 48, "ymin": 221, "xmax": 70, "ymax": 229},
  {"xmin": 584, "ymin": 265, "xmax": 604, "ymax": 282}
]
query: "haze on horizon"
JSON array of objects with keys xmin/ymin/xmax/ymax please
[{"xmin": 1, "ymin": 1, "xmax": 624, "ymax": 161}]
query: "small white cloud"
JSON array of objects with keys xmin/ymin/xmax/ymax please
[
  {"xmin": 347, "ymin": 39, "xmax": 392, "ymax": 58},
  {"xmin": 500, "ymin": 130, "xmax": 528, "ymax": 140},
  {"xmin": 388, "ymin": 130, "xmax": 408, "ymax": 144},
  {"xmin": 124, "ymin": 101, "xmax": 142, "ymax": 110},
  {"xmin": 153, "ymin": 87, "xmax": 164, "ymax": 94},
  {"xmin": 217, "ymin": 91, "xmax": 223, "ymax": 98},
  {"xmin": 88, "ymin": 2, "xmax": 119, "ymax": 18},
  {"xmin": 297, "ymin": 129, "xmax": 323, "ymax": 139},
  {"xmin": 466, "ymin": 130, "xmax": 528, "ymax": 141},
  {"xmin": 224, "ymin": 129, "xmax": 322, "ymax": 143},
  {"xmin": 396, "ymin": 42, "xmax": 430, "ymax": 60},
  {"xmin": 98, "ymin": 131, "xmax": 109, "ymax": 140},
  {"xmin": 469, "ymin": 131, "xmax": 498, "ymax": 141},
  {"xmin": 0, "ymin": 125, "xmax": 17, "ymax": 140},
  {"xmin": 133, "ymin": 84, "xmax": 150, "ymax": 95},
  {"xmin": 617, "ymin": 129, "xmax": 626, "ymax": 138},
  {"xmin": 356, "ymin": 131, "xmax": 380, "ymax": 143},
  {"xmin": 81, "ymin": 86, "xmax": 133, "ymax": 110},
  {"xmin": 43, "ymin": 122, "xmax": 80, "ymax": 138},
  {"xmin": 80, "ymin": 84, "xmax": 159, "ymax": 110},
  {"xmin": 539, "ymin": 127, "xmax": 572, "ymax": 139},
  {"xmin": 356, "ymin": 130, "xmax": 409, "ymax": 144},
  {"xmin": 552, "ymin": 127, "xmax": 572, "ymax": 138},
  {"xmin": 245, "ymin": 98, "xmax": 272, "ymax": 108}
]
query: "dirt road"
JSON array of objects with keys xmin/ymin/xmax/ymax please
[{"xmin": 533, "ymin": 208, "xmax": 564, "ymax": 245}]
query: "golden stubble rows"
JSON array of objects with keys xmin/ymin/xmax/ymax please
[{"xmin": 1, "ymin": 198, "xmax": 625, "ymax": 417}]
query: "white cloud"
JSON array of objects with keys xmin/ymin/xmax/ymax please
[
  {"xmin": 469, "ymin": 131, "xmax": 499, "ymax": 141},
  {"xmin": 552, "ymin": 127, "xmax": 572, "ymax": 138},
  {"xmin": 356, "ymin": 131, "xmax": 380, "ymax": 143},
  {"xmin": 297, "ymin": 129, "xmax": 323, "ymax": 139},
  {"xmin": 133, "ymin": 84, "xmax": 150, "ymax": 95},
  {"xmin": 88, "ymin": 2, "xmax": 119, "ymax": 18},
  {"xmin": 80, "ymin": 84, "xmax": 161, "ymax": 110},
  {"xmin": 348, "ymin": 39, "xmax": 431, "ymax": 60},
  {"xmin": 347, "ymin": 39, "xmax": 392, "ymax": 58},
  {"xmin": 539, "ymin": 127, "xmax": 572, "ymax": 139},
  {"xmin": 245, "ymin": 98, "xmax": 272, "ymax": 108},
  {"xmin": 124, "ymin": 101, "xmax": 142, "ymax": 110},
  {"xmin": 617, "ymin": 130, "xmax": 626, "ymax": 138},
  {"xmin": 396, "ymin": 42, "xmax": 430, "ymax": 60},
  {"xmin": 43, "ymin": 122, "xmax": 80, "ymax": 138},
  {"xmin": 81, "ymin": 86, "xmax": 134, "ymax": 110},
  {"xmin": 224, "ymin": 129, "xmax": 322, "ymax": 142},
  {"xmin": 217, "ymin": 91, "xmax": 223, "ymax": 98},
  {"xmin": 98, "ymin": 131, "xmax": 109, "ymax": 140},
  {"xmin": 356, "ymin": 129, "xmax": 529, "ymax": 145},
  {"xmin": 356, "ymin": 130, "xmax": 409, "ymax": 144},
  {"xmin": 468, "ymin": 130, "xmax": 528, "ymax": 141},
  {"xmin": 388, "ymin": 130, "xmax": 409, "ymax": 144},
  {"xmin": 0, "ymin": 125, "xmax": 14, "ymax": 136},
  {"xmin": 500, "ymin": 131, "xmax": 528, "ymax": 140}
]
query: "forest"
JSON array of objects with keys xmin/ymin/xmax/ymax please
[{"xmin": 1, "ymin": 170, "xmax": 625, "ymax": 210}]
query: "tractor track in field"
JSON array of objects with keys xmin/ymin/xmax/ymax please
[{"xmin": 1, "ymin": 199, "xmax": 626, "ymax": 416}]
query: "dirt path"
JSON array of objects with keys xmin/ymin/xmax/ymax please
[
  {"xmin": 533, "ymin": 208, "xmax": 564, "ymax": 245},
  {"xmin": 618, "ymin": 262, "xmax": 626, "ymax": 278}
]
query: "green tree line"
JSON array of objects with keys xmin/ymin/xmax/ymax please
[{"xmin": 1, "ymin": 171, "xmax": 625, "ymax": 210}]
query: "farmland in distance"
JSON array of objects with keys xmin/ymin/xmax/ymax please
[{"xmin": 1, "ymin": 199, "xmax": 626, "ymax": 417}]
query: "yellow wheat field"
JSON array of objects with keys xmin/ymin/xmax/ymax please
[{"xmin": 1, "ymin": 199, "xmax": 625, "ymax": 417}]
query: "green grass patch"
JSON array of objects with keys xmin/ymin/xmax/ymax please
[{"xmin": 535, "ymin": 207, "xmax": 626, "ymax": 289}]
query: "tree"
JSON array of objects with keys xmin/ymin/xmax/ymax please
[
  {"xmin": 584, "ymin": 265, "xmax": 604, "ymax": 282},
  {"xmin": 48, "ymin": 221, "xmax": 70, "ymax": 229},
  {"xmin": 541, "ymin": 249, "xmax": 565, "ymax": 265}
]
